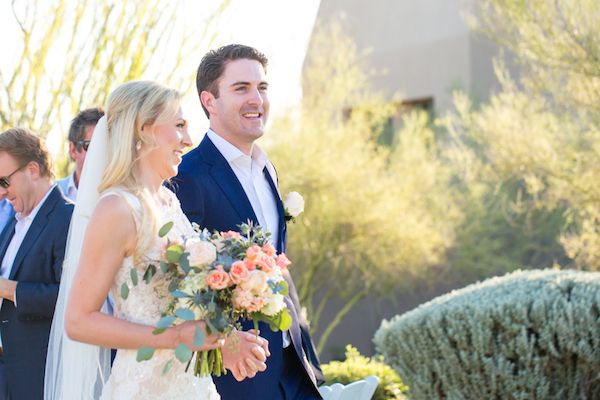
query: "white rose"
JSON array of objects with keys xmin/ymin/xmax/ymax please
[
  {"xmin": 240, "ymin": 270, "xmax": 269, "ymax": 293},
  {"xmin": 284, "ymin": 192, "xmax": 304, "ymax": 218},
  {"xmin": 261, "ymin": 294, "xmax": 286, "ymax": 316},
  {"xmin": 186, "ymin": 238, "xmax": 217, "ymax": 266}
]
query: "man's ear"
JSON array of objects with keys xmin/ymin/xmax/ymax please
[
  {"xmin": 68, "ymin": 142, "xmax": 77, "ymax": 162},
  {"xmin": 200, "ymin": 91, "xmax": 216, "ymax": 115},
  {"xmin": 27, "ymin": 161, "xmax": 41, "ymax": 180}
]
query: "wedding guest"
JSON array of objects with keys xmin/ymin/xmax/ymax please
[
  {"xmin": 57, "ymin": 108, "xmax": 104, "ymax": 201},
  {"xmin": 0, "ymin": 128, "xmax": 73, "ymax": 399}
]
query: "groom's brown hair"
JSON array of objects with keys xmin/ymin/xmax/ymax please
[{"xmin": 196, "ymin": 44, "xmax": 268, "ymax": 118}]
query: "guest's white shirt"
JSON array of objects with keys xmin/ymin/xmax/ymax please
[
  {"xmin": 57, "ymin": 172, "xmax": 78, "ymax": 202},
  {"xmin": 0, "ymin": 185, "xmax": 55, "ymax": 346},
  {"xmin": 207, "ymin": 130, "xmax": 291, "ymax": 347}
]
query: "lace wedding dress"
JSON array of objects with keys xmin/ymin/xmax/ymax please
[{"xmin": 99, "ymin": 187, "xmax": 220, "ymax": 400}]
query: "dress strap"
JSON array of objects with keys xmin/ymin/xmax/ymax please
[{"xmin": 98, "ymin": 187, "xmax": 143, "ymax": 229}]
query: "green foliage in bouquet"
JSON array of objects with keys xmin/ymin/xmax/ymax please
[
  {"xmin": 322, "ymin": 345, "xmax": 408, "ymax": 400},
  {"xmin": 374, "ymin": 269, "xmax": 600, "ymax": 399}
]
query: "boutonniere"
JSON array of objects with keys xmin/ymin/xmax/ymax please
[{"xmin": 283, "ymin": 192, "xmax": 304, "ymax": 223}]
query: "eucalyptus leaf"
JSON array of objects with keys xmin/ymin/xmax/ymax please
[
  {"xmin": 193, "ymin": 325, "xmax": 206, "ymax": 348},
  {"xmin": 162, "ymin": 359, "xmax": 174, "ymax": 376},
  {"xmin": 159, "ymin": 261, "xmax": 169, "ymax": 273},
  {"xmin": 143, "ymin": 264, "xmax": 156, "ymax": 284},
  {"xmin": 136, "ymin": 346, "xmax": 155, "ymax": 362},
  {"xmin": 179, "ymin": 253, "xmax": 191, "ymax": 273},
  {"xmin": 279, "ymin": 309, "xmax": 292, "ymax": 331},
  {"xmin": 279, "ymin": 280, "xmax": 289, "ymax": 296},
  {"xmin": 171, "ymin": 290, "xmax": 189, "ymax": 299},
  {"xmin": 205, "ymin": 318, "xmax": 217, "ymax": 335},
  {"xmin": 158, "ymin": 221, "xmax": 174, "ymax": 238},
  {"xmin": 175, "ymin": 343, "xmax": 193, "ymax": 363},
  {"xmin": 166, "ymin": 249, "xmax": 182, "ymax": 264},
  {"xmin": 156, "ymin": 315, "xmax": 177, "ymax": 329},
  {"xmin": 175, "ymin": 308, "xmax": 195, "ymax": 321},
  {"xmin": 120, "ymin": 282, "xmax": 129, "ymax": 299},
  {"xmin": 130, "ymin": 268, "xmax": 138, "ymax": 286}
]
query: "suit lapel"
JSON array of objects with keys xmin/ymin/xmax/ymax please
[
  {"xmin": 0, "ymin": 218, "xmax": 16, "ymax": 261},
  {"xmin": 262, "ymin": 167, "xmax": 287, "ymax": 253},
  {"xmin": 200, "ymin": 136, "xmax": 259, "ymax": 226},
  {"xmin": 9, "ymin": 187, "xmax": 60, "ymax": 279}
]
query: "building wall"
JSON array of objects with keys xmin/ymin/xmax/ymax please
[{"xmin": 309, "ymin": 0, "xmax": 505, "ymax": 114}]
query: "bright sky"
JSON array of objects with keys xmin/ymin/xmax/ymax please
[{"xmin": 0, "ymin": 0, "xmax": 321, "ymax": 152}]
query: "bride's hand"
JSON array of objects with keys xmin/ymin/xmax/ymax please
[
  {"xmin": 174, "ymin": 321, "xmax": 225, "ymax": 351},
  {"xmin": 222, "ymin": 329, "xmax": 269, "ymax": 381}
]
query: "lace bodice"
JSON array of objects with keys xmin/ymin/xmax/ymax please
[{"xmin": 98, "ymin": 187, "xmax": 219, "ymax": 400}]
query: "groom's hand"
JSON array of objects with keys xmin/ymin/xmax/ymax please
[{"xmin": 222, "ymin": 330, "xmax": 269, "ymax": 381}]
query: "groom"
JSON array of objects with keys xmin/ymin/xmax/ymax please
[{"xmin": 173, "ymin": 44, "xmax": 323, "ymax": 399}]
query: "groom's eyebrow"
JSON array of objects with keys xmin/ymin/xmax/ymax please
[{"xmin": 230, "ymin": 81, "xmax": 269, "ymax": 88}]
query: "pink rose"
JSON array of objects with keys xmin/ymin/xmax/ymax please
[
  {"xmin": 246, "ymin": 245, "xmax": 262, "ymax": 262},
  {"xmin": 229, "ymin": 261, "xmax": 250, "ymax": 284},
  {"xmin": 257, "ymin": 254, "xmax": 276, "ymax": 275},
  {"xmin": 276, "ymin": 254, "xmax": 291, "ymax": 269},
  {"xmin": 262, "ymin": 243, "xmax": 276, "ymax": 257},
  {"xmin": 232, "ymin": 288, "xmax": 265, "ymax": 313},
  {"xmin": 205, "ymin": 265, "xmax": 231, "ymax": 290},
  {"xmin": 221, "ymin": 231, "xmax": 242, "ymax": 240},
  {"xmin": 243, "ymin": 258, "xmax": 257, "ymax": 271}
]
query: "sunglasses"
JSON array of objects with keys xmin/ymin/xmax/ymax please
[
  {"xmin": 76, "ymin": 140, "xmax": 91, "ymax": 152},
  {"xmin": 0, "ymin": 165, "xmax": 26, "ymax": 189}
]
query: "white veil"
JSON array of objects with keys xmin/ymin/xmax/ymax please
[{"xmin": 44, "ymin": 116, "xmax": 112, "ymax": 399}]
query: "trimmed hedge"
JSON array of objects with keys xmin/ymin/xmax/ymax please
[
  {"xmin": 374, "ymin": 269, "xmax": 600, "ymax": 399},
  {"xmin": 322, "ymin": 345, "xmax": 408, "ymax": 400}
]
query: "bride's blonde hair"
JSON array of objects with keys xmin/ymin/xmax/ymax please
[{"xmin": 99, "ymin": 80, "xmax": 183, "ymax": 260}]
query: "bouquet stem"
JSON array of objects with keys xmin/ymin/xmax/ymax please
[{"xmin": 193, "ymin": 348, "xmax": 225, "ymax": 377}]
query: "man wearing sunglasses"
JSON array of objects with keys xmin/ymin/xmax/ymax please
[
  {"xmin": 0, "ymin": 128, "xmax": 73, "ymax": 399},
  {"xmin": 56, "ymin": 108, "xmax": 104, "ymax": 202}
]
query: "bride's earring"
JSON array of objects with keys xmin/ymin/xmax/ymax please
[{"xmin": 135, "ymin": 140, "xmax": 142, "ymax": 152}]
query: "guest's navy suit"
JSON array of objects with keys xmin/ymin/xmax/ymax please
[
  {"xmin": 172, "ymin": 135, "xmax": 323, "ymax": 399},
  {"xmin": 0, "ymin": 187, "xmax": 73, "ymax": 399}
]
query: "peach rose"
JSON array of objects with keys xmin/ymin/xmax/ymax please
[
  {"xmin": 276, "ymin": 254, "xmax": 291, "ymax": 269},
  {"xmin": 257, "ymin": 254, "xmax": 276, "ymax": 275},
  {"xmin": 205, "ymin": 265, "xmax": 231, "ymax": 290},
  {"xmin": 221, "ymin": 230, "xmax": 242, "ymax": 240},
  {"xmin": 245, "ymin": 245, "xmax": 263, "ymax": 263},
  {"xmin": 262, "ymin": 243, "xmax": 276, "ymax": 257},
  {"xmin": 229, "ymin": 261, "xmax": 250, "ymax": 284}
]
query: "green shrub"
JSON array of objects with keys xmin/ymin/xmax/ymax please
[
  {"xmin": 322, "ymin": 345, "xmax": 408, "ymax": 400},
  {"xmin": 374, "ymin": 269, "xmax": 600, "ymax": 399}
]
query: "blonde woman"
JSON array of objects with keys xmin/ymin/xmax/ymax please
[{"xmin": 45, "ymin": 81, "xmax": 268, "ymax": 399}]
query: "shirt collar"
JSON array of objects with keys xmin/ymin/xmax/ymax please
[
  {"xmin": 15, "ymin": 185, "xmax": 56, "ymax": 223},
  {"xmin": 66, "ymin": 172, "xmax": 77, "ymax": 194},
  {"xmin": 207, "ymin": 129, "xmax": 268, "ymax": 170}
]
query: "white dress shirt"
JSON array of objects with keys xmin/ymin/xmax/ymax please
[
  {"xmin": 0, "ymin": 185, "xmax": 55, "ymax": 345},
  {"xmin": 207, "ymin": 130, "xmax": 291, "ymax": 347},
  {"xmin": 207, "ymin": 130, "xmax": 280, "ymax": 247},
  {"xmin": 57, "ymin": 172, "xmax": 78, "ymax": 202}
]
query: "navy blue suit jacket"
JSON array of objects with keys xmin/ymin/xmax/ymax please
[
  {"xmin": 172, "ymin": 135, "xmax": 323, "ymax": 399},
  {"xmin": 0, "ymin": 186, "xmax": 73, "ymax": 400}
]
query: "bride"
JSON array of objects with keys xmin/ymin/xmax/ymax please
[{"xmin": 44, "ymin": 81, "xmax": 269, "ymax": 399}]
